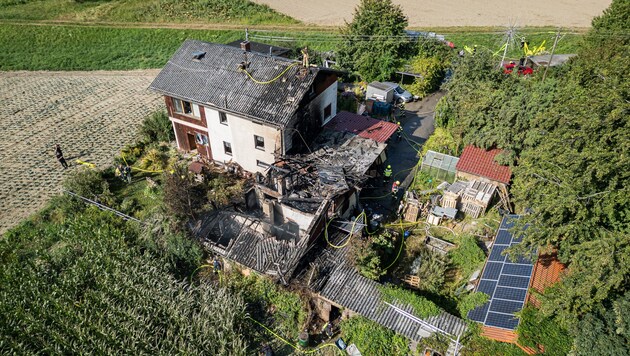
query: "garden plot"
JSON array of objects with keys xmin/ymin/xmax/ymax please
[{"xmin": 0, "ymin": 70, "xmax": 162, "ymax": 234}]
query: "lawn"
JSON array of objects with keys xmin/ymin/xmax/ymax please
[
  {"xmin": 0, "ymin": 24, "xmax": 242, "ymax": 70},
  {"xmin": 0, "ymin": 0, "xmax": 298, "ymax": 25}
]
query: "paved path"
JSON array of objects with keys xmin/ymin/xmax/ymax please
[
  {"xmin": 0, "ymin": 70, "xmax": 163, "ymax": 234},
  {"xmin": 361, "ymin": 91, "xmax": 444, "ymax": 217}
]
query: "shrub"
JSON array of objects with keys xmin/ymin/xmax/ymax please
[
  {"xmin": 434, "ymin": 96, "xmax": 456, "ymax": 128},
  {"xmin": 351, "ymin": 231, "xmax": 396, "ymax": 280},
  {"xmin": 163, "ymin": 163, "xmax": 206, "ymax": 220},
  {"xmin": 340, "ymin": 316, "xmax": 409, "ymax": 355},
  {"xmin": 139, "ymin": 147, "xmax": 168, "ymax": 171},
  {"xmin": 407, "ymin": 56, "xmax": 448, "ymax": 98},
  {"xmin": 517, "ymin": 307, "xmax": 573, "ymax": 355},
  {"xmin": 415, "ymin": 248, "xmax": 447, "ymax": 293},
  {"xmin": 207, "ymin": 174, "xmax": 245, "ymax": 207},
  {"xmin": 62, "ymin": 168, "xmax": 115, "ymax": 207},
  {"xmin": 449, "ymin": 235, "xmax": 486, "ymax": 281},
  {"xmin": 140, "ymin": 110, "xmax": 174, "ymax": 143},
  {"xmin": 226, "ymin": 273, "xmax": 307, "ymax": 339},
  {"xmin": 458, "ymin": 292, "xmax": 489, "ymax": 319},
  {"xmin": 120, "ymin": 141, "xmax": 146, "ymax": 165},
  {"xmin": 338, "ymin": 91, "xmax": 358, "ymax": 113},
  {"xmin": 420, "ymin": 127, "xmax": 459, "ymax": 156}
]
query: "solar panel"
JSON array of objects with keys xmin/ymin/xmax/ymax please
[
  {"xmin": 485, "ymin": 312, "xmax": 520, "ymax": 330},
  {"xmin": 494, "ymin": 286, "xmax": 527, "ymax": 301},
  {"xmin": 467, "ymin": 214, "xmax": 537, "ymax": 331},
  {"xmin": 502, "ymin": 264, "xmax": 533, "ymax": 277}
]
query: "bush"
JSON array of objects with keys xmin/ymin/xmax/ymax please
[
  {"xmin": 434, "ymin": 96, "xmax": 456, "ymax": 128},
  {"xmin": 415, "ymin": 248, "xmax": 447, "ymax": 293},
  {"xmin": 458, "ymin": 292, "xmax": 489, "ymax": 319},
  {"xmin": 351, "ymin": 231, "xmax": 396, "ymax": 280},
  {"xmin": 226, "ymin": 273, "xmax": 307, "ymax": 339},
  {"xmin": 338, "ymin": 91, "xmax": 358, "ymax": 113},
  {"xmin": 406, "ymin": 56, "xmax": 448, "ymax": 98},
  {"xmin": 163, "ymin": 163, "xmax": 206, "ymax": 220},
  {"xmin": 207, "ymin": 174, "xmax": 245, "ymax": 207},
  {"xmin": 449, "ymin": 235, "xmax": 486, "ymax": 281},
  {"xmin": 517, "ymin": 307, "xmax": 573, "ymax": 355},
  {"xmin": 62, "ymin": 168, "xmax": 115, "ymax": 207},
  {"xmin": 340, "ymin": 316, "xmax": 409, "ymax": 355},
  {"xmin": 420, "ymin": 127, "xmax": 459, "ymax": 156},
  {"xmin": 139, "ymin": 147, "xmax": 169, "ymax": 171},
  {"xmin": 140, "ymin": 111, "xmax": 174, "ymax": 143}
]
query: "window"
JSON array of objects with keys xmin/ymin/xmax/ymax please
[
  {"xmin": 257, "ymin": 160, "xmax": 269, "ymax": 168},
  {"xmin": 195, "ymin": 133, "xmax": 208, "ymax": 146},
  {"xmin": 219, "ymin": 111, "xmax": 228, "ymax": 125},
  {"xmin": 254, "ymin": 135, "xmax": 265, "ymax": 150},
  {"xmin": 324, "ymin": 103, "xmax": 332, "ymax": 119},
  {"xmin": 173, "ymin": 98, "xmax": 194, "ymax": 116},
  {"xmin": 223, "ymin": 141, "xmax": 232, "ymax": 156}
]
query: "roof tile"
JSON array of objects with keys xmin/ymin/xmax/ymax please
[{"xmin": 456, "ymin": 145, "xmax": 512, "ymax": 184}]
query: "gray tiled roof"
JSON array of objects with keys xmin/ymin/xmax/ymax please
[{"xmin": 149, "ymin": 39, "xmax": 319, "ymax": 127}]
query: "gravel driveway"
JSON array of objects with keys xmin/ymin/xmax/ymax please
[{"xmin": 0, "ymin": 70, "xmax": 163, "ymax": 234}]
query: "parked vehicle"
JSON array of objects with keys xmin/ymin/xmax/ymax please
[
  {"xmin": 366, "ymin": 82, "xmax": 414, "ymax": 104},
  {"xmin": 383, "ymin": 82, "xmax": 414, "ymax": 103}
]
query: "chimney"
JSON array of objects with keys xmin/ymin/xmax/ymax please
[{"xmin": 241, "ymin": 41, "xmax": 251, "ymax": 52}]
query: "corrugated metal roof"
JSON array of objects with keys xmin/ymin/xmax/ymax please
[
  {"xmin": 319, "ymin": 263, "xmax": 468, "ymax": 341},
  {"xmin": 149, "ymin": 39, "xmax": 319, "ymax": 128},
  {"xmin": 324, "ymin": 111, "xmax": 398, "ymax": 143},
  {"xmin": 456, "ymin": 145, "xmax": 512, "ymax": 184}
]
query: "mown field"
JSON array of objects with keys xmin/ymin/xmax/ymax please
[
  {"xmin": 0, "ymin": 0, "xmax": 297, "ymax": 25},
  {"xmin": 0, "ymin": 24, "xmax": 583, "ymax": 71}
]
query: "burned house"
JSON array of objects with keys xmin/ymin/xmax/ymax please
[
  {"xmin": 149, "ymin": 39, "xmax": 340, "ymax": 174},
  {"xmin": 191, "ymin": 111, "xmax": 398, "ymax": 281}
]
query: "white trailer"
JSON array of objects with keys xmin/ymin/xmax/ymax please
[{"xmin": 365, "ymin": 82, "xmax": 395, "ymax": 103}]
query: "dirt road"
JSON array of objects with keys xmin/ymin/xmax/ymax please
[
  {"xmin": 253, "ymin": 0, "xmax": 611, "ymax": 28},
  {"xmin": 0, "ymin": 70, "xmax": 162, "ymax": 234}
]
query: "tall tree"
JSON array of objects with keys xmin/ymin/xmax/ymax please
[{"xmin": 337, "ymin": 0, "xmax": 412, "ymax": 81}]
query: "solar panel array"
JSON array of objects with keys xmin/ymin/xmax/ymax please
[{"xmin": 468, "ymin": 215, "xmax": 535, "ymax": 330}]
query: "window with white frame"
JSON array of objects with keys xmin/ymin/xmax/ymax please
[
  {"xmin": 219, "ymin": 111, "xmax": 228, "ymax": 125},
  {"xmin": 324, "ymin": 103, "xmax": 332, "ymax": 120},
  {"xmin": 254, "ymin": 135, "xmax": 265, "ymax": 150},
  {"xmin": 223, "ymin": 141, "xmax": 232, "ymax": 156}
]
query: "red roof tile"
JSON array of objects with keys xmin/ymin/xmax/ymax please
[
  {"xmin": 528, "ymin": 252, "xmax": 566, "ymax": 307},
  {"xmin": 324, "ymin": 111, "xmax": 398, "ymax": 143},
  {"xmin": 456, "ymin": 145, "xmax": 512, "ymax": 184}
]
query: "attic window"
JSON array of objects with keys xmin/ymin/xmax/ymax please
[{"xmin": 191, "ymin": 51, "xmax": 206, "ymax": 61}]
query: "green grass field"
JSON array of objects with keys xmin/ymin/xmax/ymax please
[
  {"xmin": 0, "ymin": 24, "xmax": 584, "ymax": 71},
  {"xmin": 0, "ymin": 0, "xmax": 297, "ymax": 25},
  {"xmin": 0, "ymin": 24, "xmax": 243, "ymax": 70}
]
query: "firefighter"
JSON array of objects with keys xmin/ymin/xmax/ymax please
[
  {"xmin": 396, "ymin": 122, "xmax": 403, "ymax": 142},
  {"xmin": 392, "ymin": 181, "xmax": 400, "ymax": 199},
  {"xmin": 383, "ymin": 165, "xmax": 392, "ymax": 185}
]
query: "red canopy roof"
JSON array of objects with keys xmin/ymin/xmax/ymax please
[
  {"xmin": 456, "ymin": 145, "xmax": 512, "ymax": 184},
  {"xmin": 324, "ymin": 111, "xmax": 398, "ymax": 143}
]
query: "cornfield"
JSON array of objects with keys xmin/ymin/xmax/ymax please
[{"xmin": 0, "ymin": 209, "xmax": 249, "ymax": 354}]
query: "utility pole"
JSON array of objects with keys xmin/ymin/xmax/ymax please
[
  {"xmin": 542, "ymin": 29, "xmax": 561, "ymax": 82},
  {"xmin": 499, "ymin": 28, "xmax": 513, "ymax": 69}
]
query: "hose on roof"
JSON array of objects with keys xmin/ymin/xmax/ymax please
[{"xmin": 240, "ymin": 62, "xmax": 300, "ymax": 85}]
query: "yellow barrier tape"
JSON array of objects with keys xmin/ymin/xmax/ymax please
[
  {"xmin": 76, "ymin": 159, "xmax": 95, "ymax": 168},
  {"xmin": 247, "ymin": 316, "xmax": 342, "ymax": 355}
]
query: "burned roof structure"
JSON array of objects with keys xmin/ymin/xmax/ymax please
[
  {"xmin": 149, "ymin": 39, "xmax": 326, "ymax": 127},
  {"xmin": 226, "ymin": 39, "xmax": 291, "ymax": 57}
]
